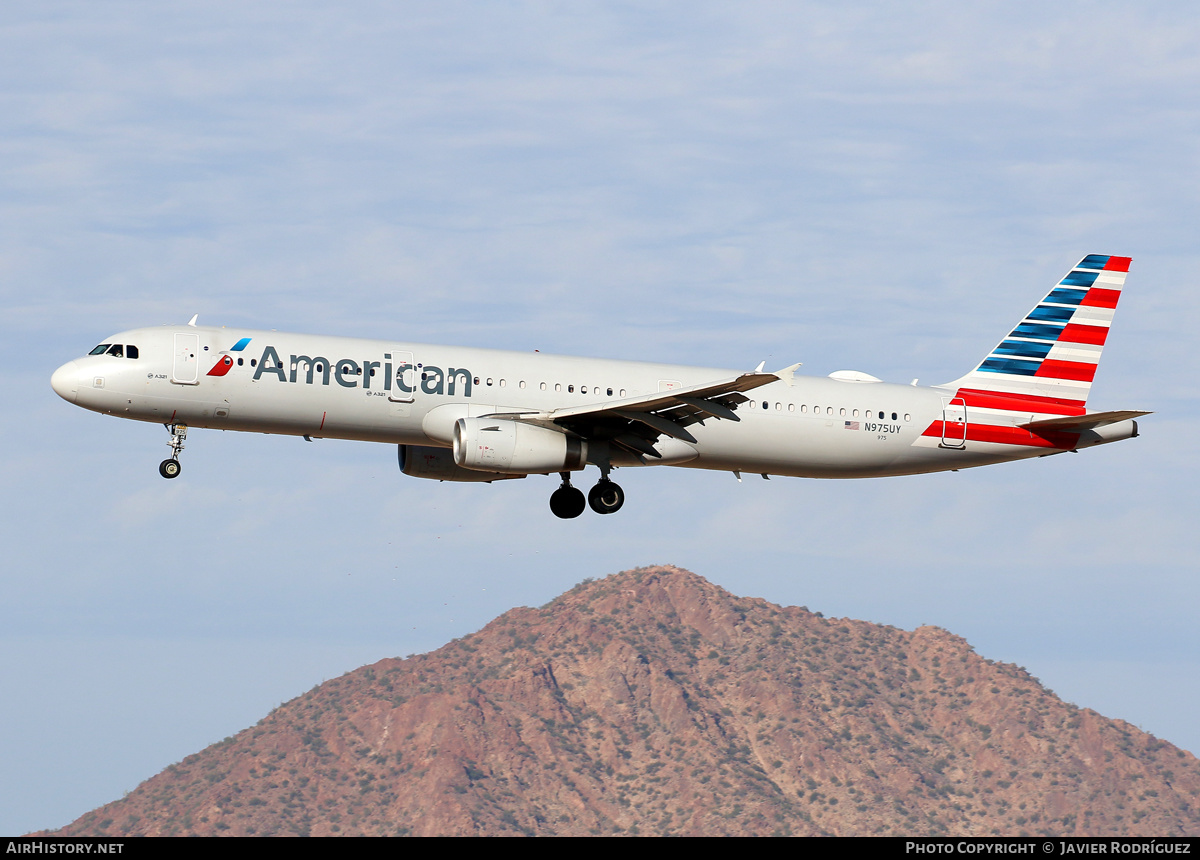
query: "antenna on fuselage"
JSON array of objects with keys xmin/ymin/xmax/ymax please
[{"xmin": 187, "ymin": 314, "xmax": 199, "ymax": 327}]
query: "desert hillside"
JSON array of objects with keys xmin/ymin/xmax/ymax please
[{"xmin": 49, "ymin": 566, "xmax": 1200, "ymax": 836}]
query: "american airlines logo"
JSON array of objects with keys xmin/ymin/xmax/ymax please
[
  {"xmin": 206, "ymin": 337, "xmax": 253, "ymax": 377},
  {"xmin": 251, "ymin": 345, "xmax": 475, "ymax": 396}
]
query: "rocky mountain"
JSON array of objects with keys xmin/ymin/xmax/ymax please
[{"xmin": 48, "ymin": 566, "xmax": 1200, "ymax": 836}]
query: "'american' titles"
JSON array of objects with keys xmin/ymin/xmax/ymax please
[{"xmin": 252, "ymin": 346, "xmax": 474, "ymax": 396}]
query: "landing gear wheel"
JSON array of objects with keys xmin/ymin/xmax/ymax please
[
  {"xmin": 549, "ymin": 486, "xmax": 586, "ymax": 519},
  {"xmin": 588, "ymin": 480, "xmax": 625, "ymax": 514},
  {"xmin": 161, "ymin": 423, "xmax": 188, "ymax": 479}
]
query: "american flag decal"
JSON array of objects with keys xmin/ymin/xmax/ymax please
[{"xmin": 845, "ymin": 421, "xmax": 859, "ymax": 430}]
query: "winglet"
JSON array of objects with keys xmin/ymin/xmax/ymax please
[
  {"xmin": 754, "ymin": 360, "xmax": 766, "ymax": 373},
  {"xmin": 773, "ymin": 362, "xmax": 802, "ymax": 386},
  {"xmin": 187, "ymin": 314, "xmax": 199, "ymax": 327}
]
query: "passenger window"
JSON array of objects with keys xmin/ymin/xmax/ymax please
[
  {"xmin": 89, "ymin": 344, "xmax": 111, "ymax": 355},
  {"xmin": 904, "ymin": 413, "xmax": 911, "ymax": 422},
  {"xmin": 788, "ymin": 403, "xmax": 794, "ymax": 412},
  {"xmin": 878, "ymin": 411, "xmax": 884, "ymax": 420},
  {"xmin": 569, "ymin": 385, "xmax": 575, "ymax": 393},
  {"xmin": 892, "ymin": 412, "xmax": 897, "ymax": 421},
  {"xmin": 106, "ymin": 344, "xmax": 124, "ymax": 358},
  {"xmin": 237, "ymin": 357, "xmax": 244, "ymax": 366},
  {"xmin": 762, "ymin": 401, "xmax": 768, "ymax": 410},
  {"xmin": 839, "ymin": 408, "xmax": 846, "ymax": 416},
  {"xmin": 607, "ymin": 388, "xmax": 613, "ymax": 396},
  {"xmin": 539, "ymin": 382, "xmax": 546, "ymax": 391}
]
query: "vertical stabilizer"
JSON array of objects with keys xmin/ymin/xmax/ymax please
[{"xmin": 941, "ymin": 255, "xmax": 1131, "ymax": 415}]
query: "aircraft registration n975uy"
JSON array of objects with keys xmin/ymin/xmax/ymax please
[{"xmin": 51, "ymin": 254, "xmax": 1148, "ymax": 518}]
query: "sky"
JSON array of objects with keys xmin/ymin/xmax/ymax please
[{"xmin": 2, "ymin": 0, "xmax": 1199, "ymax": 835}]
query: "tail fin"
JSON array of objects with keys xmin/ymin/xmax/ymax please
[{"xmin": 942, "ymin": 254, "xmax": 1131, "ymax": 415}]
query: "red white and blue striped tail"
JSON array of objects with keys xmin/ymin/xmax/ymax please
[{"xmin": 942, "ymin": 254, "xmax": 1131, "ymax": 416}]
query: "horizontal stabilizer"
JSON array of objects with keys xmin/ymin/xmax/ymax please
[{"xmin": 1020, "ymin": 410, "xmax": 1151, "ymax": 432}]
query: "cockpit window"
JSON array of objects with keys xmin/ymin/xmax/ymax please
[{"xmin": 89, "ymin": 343, "xmax": 137, "ymax": 358}]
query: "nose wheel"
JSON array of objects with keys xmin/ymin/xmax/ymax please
[{"xmin": 159, "ymin": 423, "xmax": 187, "ymax": 479}]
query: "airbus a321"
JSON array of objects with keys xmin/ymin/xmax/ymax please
[{"xmin": 51, "ymin": 254, "xmax": 1148, "ymax": 518}]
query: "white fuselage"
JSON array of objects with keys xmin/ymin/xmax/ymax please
[{"xmin": 50, "ymin": 324, "xmax": 1094, "ymax": 481}]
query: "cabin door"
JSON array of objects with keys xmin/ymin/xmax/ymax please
[{"xmin": 172, "ymin": 333, "xmax": 200, "ymax": 385}]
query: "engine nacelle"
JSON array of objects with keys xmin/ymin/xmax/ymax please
[
  {"xmin": 398, "ymin": 444, "xmax": 524, "ymax": 483},
  {"xmin": 453, "ymin": 417, "xmax": 587, "ymax": 474}
]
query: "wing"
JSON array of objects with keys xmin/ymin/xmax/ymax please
[{"xmin": 482, "ymin": 364, "xmax": 799, "ymax": 460}]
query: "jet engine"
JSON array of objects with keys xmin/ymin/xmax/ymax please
[
  {"xmin": 398, "ymin": 444, "xmax": 524, "ymax": 482},
  {"xmin": 453, "ymin": 417, "xmax": 587, "ymax": 474}
]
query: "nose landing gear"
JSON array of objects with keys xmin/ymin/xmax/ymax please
[{"xmin": 159, "ymin": 423, "xmax": 187, "ymax": 479}]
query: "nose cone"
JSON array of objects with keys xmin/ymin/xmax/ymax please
[{"xmin": 51, "ymin": 360, "xmax": 80, "ymax": 403}]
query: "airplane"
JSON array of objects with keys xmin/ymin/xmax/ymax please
[{"xmin": 51, "ymin": 254, "xmax": 1148, "ymax": 518}]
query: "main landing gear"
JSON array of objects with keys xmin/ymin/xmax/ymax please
[
  {"xmin": 159, "ymin": 423, "xmax": 187, "ymax": 479},
  {"xmin": 549, "ymin": 471, "xmax": 625, "ymax": 519},
  {"xmin": 588, "ymin": 478, "xmax": 625, "ymax": 515}
]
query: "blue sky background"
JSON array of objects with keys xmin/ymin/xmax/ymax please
[{"xmin": 2, "ymin": 1, "xmax": 1198, "ymax": 834}]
